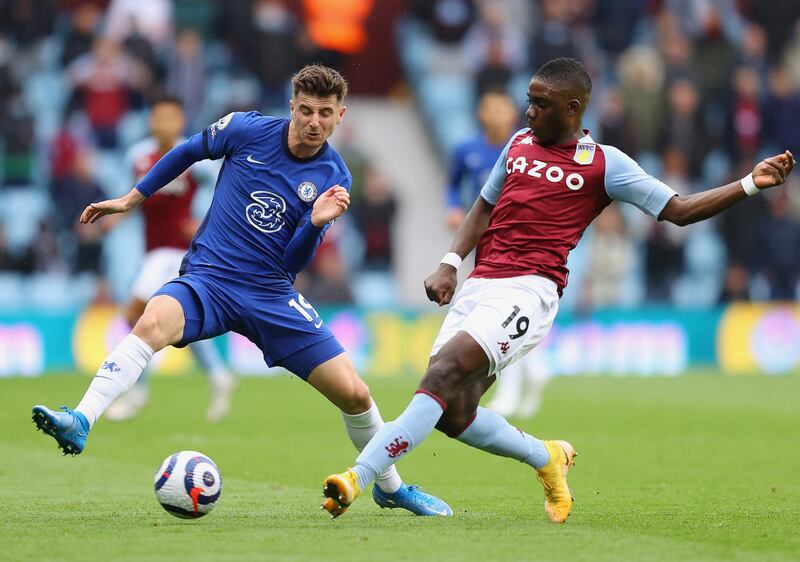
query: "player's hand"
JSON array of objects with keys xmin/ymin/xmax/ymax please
[
  {"xmin": 752, "ymin": 150, "xmax": 795, "ymax": 190},
  {"xmin": 424, "ymin": 264, "xmax": 458, "ymax": 306},
  {"xmin": 311, "ymin": 186, "xmax": 350, "ymax": 226},
  {"xmin": 80, "ymin": 188, "xmax": 145, "ymax": 224}
]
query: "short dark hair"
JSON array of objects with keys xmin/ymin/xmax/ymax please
[
  {"xmin": 151, "ymin": 95, "xmax": 184, "ymax": 110},
  {"xmin": 291, "ymin": 64, "xmax": 348, "ymax": 102},
  {"xmin": 534, "ymin": 58, "xmax": 592, "ymax": 96}
]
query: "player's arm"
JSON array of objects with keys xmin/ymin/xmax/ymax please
[
  {"xmin": 659, "ymin": 151, "xmax": 794, "ymax": 226},
  {"xmin": 424, "ymin": 131, "xmax": 524, "ymax": 306},
  {"xmin": 81, "ymin": 113, "xmax": 247, "ymax": 225},
  {"xmin": 282, "ymin": 186, "xmax": 350, "ymax": 274},
  {"xmin": 424, "ymin": 195, "xmax": 493, "ymax": 306},
  {"xmin": 80, "ymin": 140, "xmax": 206, "ymax": 224}
]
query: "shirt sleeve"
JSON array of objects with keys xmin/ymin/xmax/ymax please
[
  {"xmin": 601, "ymin": 144, "xmax": 678, "ymax": 219},
  {"xmin": 479, "ymin": 128, "xmax": 528, "ymax": 205},
  {"xmin": 135, "ymin": 112, "xmax": 256, "ymax": 197},
  {"xmin": 198, "ymin": 111, "xmax": 259, "ymax": 160},
  {"xmin": 282, "ymin": 175, "xmax": 351, "ymax": 273}
]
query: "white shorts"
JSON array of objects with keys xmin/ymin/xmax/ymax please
[
  {"xmin": 430, "ymin": 275, "xmax": 559, "ymax": 376},
  {"xmin": 131, "ymin": 248, "xmax": 186, "ymax": 301}
]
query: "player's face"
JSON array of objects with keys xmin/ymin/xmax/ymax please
[
  {"xmin": 150, "ymin": 103, "xmax": 185, "ymax": 144},
  {"xmin": 290, "ymin": 93, "xmax": 345, "ymax": 150},
  {"xmin": 525, "ymin": 78, "xmax": 574, "ymax": 145},
  {"xmin": 478, "ymin": 93, "xmax": 518, "ymax": 137}
]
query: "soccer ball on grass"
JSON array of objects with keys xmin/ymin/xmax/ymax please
[{"xmin": 154, "ymin": 450, "xmax": 222, "ymax": 518}]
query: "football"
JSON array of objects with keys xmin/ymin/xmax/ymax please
[{"xmin": 154, "ymin": 451, "xmax": 222, "ymax": 519}]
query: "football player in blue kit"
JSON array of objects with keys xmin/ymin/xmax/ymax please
[{"xmin": 32, "ymin": 65, "xmax": 452, "ymax": 516}]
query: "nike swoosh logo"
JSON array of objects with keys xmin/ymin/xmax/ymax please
[
  {"xmin": 314, "ymin": 320, "xmax": 323, "ymax": 329},
  {"xmin": 247, "ymin": 155, "xmax": 266, "ymax": 165}
]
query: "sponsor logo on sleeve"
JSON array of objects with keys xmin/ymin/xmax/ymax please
[{"xmin": 210, "ymin": 112, "xmax": 234, "ymax": 140}]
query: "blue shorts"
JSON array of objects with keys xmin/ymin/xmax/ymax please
[{"xmin": 153, "ymin": 273, "xmax": 344, "ymax": 380}]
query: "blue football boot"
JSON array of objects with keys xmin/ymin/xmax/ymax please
[
  {"xmin": 31, "ymin": 405, "xmax": 89, "ymax": 456},
  {"xmin": 372, "ymin": 483, "xmax": 453, "ymax": 516}
]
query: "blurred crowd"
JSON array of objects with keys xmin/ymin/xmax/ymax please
[
  {"xmin": 405, "ymin": 0, "xmax": 800, "ymax": 308},
  {"xmin": 0, "ymin": 0, "xmax": 391, "ymax": 307},
  {"xmin": 0, "ymin": 0, "xmax": 799, "ymax": 310}
]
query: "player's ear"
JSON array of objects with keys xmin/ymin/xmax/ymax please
[
  {"xmin": 289, "ymin": 99, "xmax": 295, "ymax": 114},
  {"xmin": 567, "ymin": 99, "xmax": 581, "ymax": 116},
  {"xmin": 337, "ymin": 105, "xmax": 346, "ymax": 124}
]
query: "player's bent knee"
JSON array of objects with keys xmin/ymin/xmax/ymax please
[
  {"xmin": 132, "ymin": 312, "xmax": 176, "ymax": 352},
  {"xmin": 435, "ymin": 410, "xmax": 474, "ymax": 438},
  {"xmin": 420, "ymin": 356, "xmax": 472, "ymax": 403},
  {"xmin": 339, "ymin": 382, "xmax": 372, "ymax": 415}
]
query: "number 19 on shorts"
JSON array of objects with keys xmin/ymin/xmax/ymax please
[{"xmin": 288, "ymin": 294, "xmax": 323, "ymax": 329}]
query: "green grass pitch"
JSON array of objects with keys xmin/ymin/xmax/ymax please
[{"xmin": 1, "ymin": 372, "xmax": 798, "ymax": 561}]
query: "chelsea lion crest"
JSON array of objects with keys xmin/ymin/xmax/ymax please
[{"xmin": 297, "ymin": 181, "xmax": 318, "ymax": 202}]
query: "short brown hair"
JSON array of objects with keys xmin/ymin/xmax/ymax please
[{"xmin": 291, "ymin": 64, "xmax": 348, "ymax": 103}]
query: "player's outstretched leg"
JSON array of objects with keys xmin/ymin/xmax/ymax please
[
  {"xmin": 31, "ymin": 295, "xmax": 183, "ymax": 455},
  {"xmin": 322, "ymin": 333, "xmax": 491, "ymax": 518},
  {"xmin": 340, "ymin": 401, "xmax": 451, "ymax": 517},
  {"xmin": 309, "ymin": 354, "xmax": 452, "ymax": 517},
  {"xmin": 32, "ymin": 333, "xmax": 153, "ymax": 454},
  {"xmin": 105, "ymin": 375, "xmax": 151, "ymax": 422},
  {"xmin": 446, "ymin": 405, "xmax": 577, "ymax": 523}
]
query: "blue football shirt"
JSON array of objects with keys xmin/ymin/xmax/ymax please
[
  {"xmin": 446, "ymin": 134, "xmax": 506, "ymax": 211},
  {"xmin": 140, "ymin": 112, "xmax": 352, "ymax": 290}
]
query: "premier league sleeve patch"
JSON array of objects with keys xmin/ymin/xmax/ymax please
[
  {"xmin": 573, "ymin": 143, "xmax": 596, "ymax": 165},
  {"xmin": 297, "ymin": 181, "xmax": 318, "ymax": 202}
]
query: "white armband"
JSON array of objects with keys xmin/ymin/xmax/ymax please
[
  {"xmin": 741, "ymin": 173, "xmax": 759, "ymax": 196},
  {"xmin": 440, "ymin": 252, "xmax": 462, "ymax": 270}
]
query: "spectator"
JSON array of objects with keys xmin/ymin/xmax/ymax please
[
  {"xmin": 165, "ymin": 28, "xmax": 206, "ymax": 125},
  {"xmin": 644, "ymin": 221, "xmax": 685, "ymax": 303},
  {"xmin": 753, "ymin": 188, "xmax": 800, "ymax": 300},
  {"xmin": 726, "ymin": 66, "xmax": 763, "ymax": 162},
  {"xmin": 0, "ymin": 92, "xmax": 36, "ymax": 188},
  {"xmin": 50, "ymin": 148, "xmax": 107, "ymax": 273},
  {"xmin": 301, "ymin": 242, "xmax": 354, "ymax": 305},
  {"xmin": 0, "ymin": 224, "xmax": 31, "ymax": 273},
  {"xmin": 0, "ymin": 0, "xmax": 57, "ymax": 49},
  {"xmin": 529, "ymin": 0, "xmax": 580, "ymax": 71},
  {"xmin": 616, "ymin": 46, "xmax": 665, "ymax": 155},
  {"xmin": 104, "ymin": 0, "xmax": 174, "ymax": 50},
  {"xmin": 67, "ymin": 37, "xmax": 143, "ymax": 149},
  {"xmin": 409, "ymin": 0, "xmax": 476, "ymax": 45},
  {"xmin": 598, "ymin": 87, "xmax": 636, "ymax": 156},
  {"xmin": 660, "ymin": 79, "xmax": 708, "ymax": 176},
  {"xmin": 444, "ymin": 90, "xmax": 517, "ymax": 229},
  {"xmin": 581, "ymin": 205, "xmax": 635, "ymax": 309},
  {"xmin": 764, "ymin": 65, "xmax": 800, "ymax": 156},
  {"xmin": 301, "ymin": 0, "xmax": 375, "ymax": 70},
  {"xmin": 60, "ymin": 3, "xmax": 102, "ymax": 67},
  {"xmin": 246, "ymin": 0, "xmax": 302, "ymax": 114},
  {"xmin": 465, "ymin": 0, "xmax": 527, "ymax": 79},
  {"xmin": 718, "ymin": 262, "xmax": 750, "ymax": 303},
  {"xmin": 27, "ymin": 219, "xmax": 67, "ymax": 275},
  {"xmin": 352, "ymin": 166, "xmax": 397, "ymax": 272}
]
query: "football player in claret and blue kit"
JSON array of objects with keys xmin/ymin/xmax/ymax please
[
  {"xmin": 323, "ymin": 57, "xmax": 795, "ymax": 522},
  {"xmin": 32, "ymin": 65, "xmax": 451, "ymax": 517}
]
